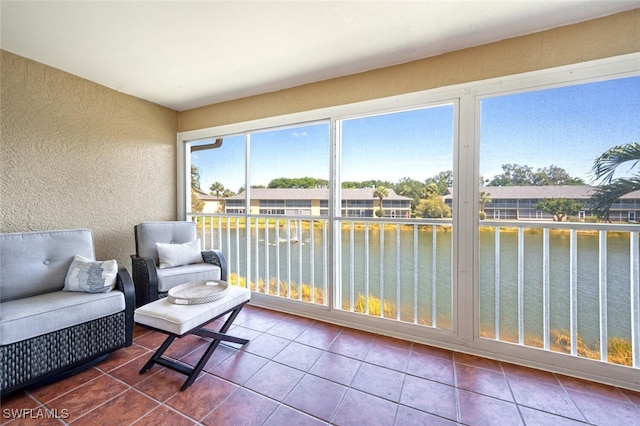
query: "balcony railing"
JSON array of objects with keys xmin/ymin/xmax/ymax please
[
  {"xmin": 335, "ymin": 217, "xmax": 453, "ymax": 329},
  {"xmin": 188, "ymin": 213, "xmax": 639, "ymax": 369},
  {"xmin": 480, "ymin": 220, "xmax": 639, "ymax": 368}
]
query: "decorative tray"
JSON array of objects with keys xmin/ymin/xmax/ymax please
[{"xmin": 168, "ymin": 280, "xmax": 229, "ymax": 305}]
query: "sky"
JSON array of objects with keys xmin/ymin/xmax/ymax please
[
  {"xmin": 192, "ymin": 75, "xmax": 639, "ymax": 194},
  {"xmin": 480, "ymin": 76, "xmax": 639, "ymax": 183}
]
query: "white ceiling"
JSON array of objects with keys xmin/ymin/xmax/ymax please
[{"xmin": 1, "ymin": 1, "xmax": 638, "ymax": 111}]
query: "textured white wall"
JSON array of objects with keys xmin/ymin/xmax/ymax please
[{"xmin": 1, "ymin": 50, "xmax": 178, "ymax": 268}]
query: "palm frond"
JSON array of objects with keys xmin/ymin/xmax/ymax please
[
  {"xmin": 591, "ymin": 142, "xmax": 640, "ymax": 184},
  {"xmin": 589, "ymin": 177, "xmax": 640, "ymax": 221}
]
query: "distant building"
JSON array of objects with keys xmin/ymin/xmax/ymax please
[
  {"xmin": 443, "ymin": 186, "xmax": 640, "ymax": 222},
  {"xmin": 193, "ymin": 188, "xmax": 224, "ymax": 213},
  {"xmin": 225, "ymin": 188, "xmax": 412, "ymax": 218}
]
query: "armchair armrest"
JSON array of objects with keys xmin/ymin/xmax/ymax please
[
  {"xmin": 130, "ymin": 255, "xmax": 158, "ymax": 308},
  {"xmin": 202, "ymin": 249, "xmax": 228, "ymax": 282},
  {"xmin": 115, "ymin": 267, "xmax": 135, "ymax": 346}
]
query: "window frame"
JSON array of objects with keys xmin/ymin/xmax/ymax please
[{"xmin": 177, "ymin": 53, "xmax": 640, "ymax": 389}]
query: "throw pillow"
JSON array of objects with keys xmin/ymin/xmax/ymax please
[
  {"xmin": 64, "ymin": 255, "xmax": 118, "ymax": 293},
  {"xmin": 156, "ymin": 239, "xmax": 203, "ymax": 268}
]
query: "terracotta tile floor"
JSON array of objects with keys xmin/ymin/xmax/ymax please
[{"xmin": 2, "ymin": 305, "xmax": 640, "ymax": 425}]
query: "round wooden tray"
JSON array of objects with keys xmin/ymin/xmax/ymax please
[{"xmin": 168, "ymin": 280, "xmax": 229, "ymax": 305}]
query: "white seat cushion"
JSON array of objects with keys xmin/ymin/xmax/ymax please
[
  {"xmin": 156, "ymin": 263, "xmax": 221, "ymax": 292},
  {"xmin": 134, "ymin": 285, "xmax": 250, "ymax": 336}
]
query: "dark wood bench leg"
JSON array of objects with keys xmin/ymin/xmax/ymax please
[
  {"xmin": 139, "ymin": 301, "xmax": 250, "ymax": 391},
  {"xmin": 140, "ymin": 335, "xmax": 175, "ymax": 373},
  {"xmin": 180, "ymin": 303, "xmax": 249, "ymax": 391}
]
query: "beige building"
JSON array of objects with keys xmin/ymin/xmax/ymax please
[
  {"xmin": 193, "ymin": 188, "xmax": 224, "ymax": 213},
  {"xmin": 224, "ymin": 188, "xmax": 412, "ymax": 218},
  {"xmin": 444, "ymin": 186, "xmax": 640, "ymax": 222}
]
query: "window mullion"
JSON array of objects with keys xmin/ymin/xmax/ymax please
[{"xmin": 456, "ymin": 92, "xmax": 478, "ymax": 342}]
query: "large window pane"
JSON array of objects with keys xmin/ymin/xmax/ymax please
[
  {"xmin": 338, "ymin": 105, "xmax": 455, "ymax": 328},
  {"xmin": 249, "ymin": 123, "xmax": 329, "ymax": 216},
  {"xmin": 247, "ymin": 123, "xmax": 330, "ymax": 303},
  {"xmin": 189, "ymin": 135, "xmax": 247, "ymax": 281},
  {"xmin": 479, "ymin": 76, "xmax": 640, "ymax": 365},
  {"xmin": 190, "ymin": 135, "xmax": 246, "ymax": 213}
]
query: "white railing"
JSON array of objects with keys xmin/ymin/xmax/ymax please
[
  {"xmin": 480, "ymin": 220, "xmax": 639, "ymax": 368},
  {"xmin": 190, "ymin": 214, "xmax": 329, "ymax": 305},
  {"xmin": 334, "ymin": 217, "xmax": 453, "ymax": 330},
  {"xmin": 188, "ymin": 212, "xmax": 639, "ymax": 369}
]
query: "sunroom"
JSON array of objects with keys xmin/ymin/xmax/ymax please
[{"xmin": 1, "ymin": 2, "xmax": 639, "ymax": 424}]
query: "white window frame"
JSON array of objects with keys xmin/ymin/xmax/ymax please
[{"xmin": 177, "ymin": 53, "xmax": 640, "ymax": 389}]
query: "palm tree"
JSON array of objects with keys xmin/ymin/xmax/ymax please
[
  {"xmin": 209, "ymin": 181, "xmax": 225, "ymax": 198},
  {"xmin": 479, "ymin": 191, "xmax": 492, "ymax": 212},
  {"xmin": 589, "ymin": 141, "xmax": 640, "ymax": 221},
  {"xmin": 479, "ymin": 191, "xmax": 492, "ymax": 219},
  {"xmin": 373, "ymin": 186, "xmax": 388, "ymax": 217}
]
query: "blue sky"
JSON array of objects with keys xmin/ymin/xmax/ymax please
[
  {"xmin": 480, "ymin": 76, "xmax": 639, "ymax": 183},
  {"xmin": 192, "ymin": 75, "xmax": 638, "ymax": 194}
]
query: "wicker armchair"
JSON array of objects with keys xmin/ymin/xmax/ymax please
[{"xmin": 131, "ymin": 221, "xmax": 228, "ymax": 307}]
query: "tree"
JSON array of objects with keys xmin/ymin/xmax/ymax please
[
  {"xmin": 394, "ymin": 177, "xmax": 423, "ymax": 210},
  {"xmin": 191, "ymin": 165, "xmax": 201, "ymax": 190},
  {"xmin": 535, "ymin": 198, "xmax": 583, "ymax": 222},
  {"xmin": 479, "ymin": 191, "xmax": 492, "ymax": 219},
  {"xmin": 420, "ymin": 182, "xmax": 439, "ymax": 199},
  {"xmin": 373, "ymin": 186, "xmax": 388, "ymax": 217},
  {"xmin": 534, "ymin": 165, "xmax": 585, "ymax": 186},
  {"xmin": 191, "ymin": 188, "xmax": 204, "ymax": 213},
  {"xmin": 415, "ymin": 197, "xmax": 451, "ymax": 218},
  {"xmin": 488, "ymin": 164, "xmax": 535, "ymax": 186},
  {"xmin": 488, "ymin": 164, "xmax": 584, "ymax": 186},
  {"xmin": 269, "ymin": 177, "xmax": 328, "ymax": 188},
  {"xmin": 425, "ymin": 171, "xmax": 453, "ymax": 195},
  {"xmin": 209, "ymin": 181, "xmax": 225, "ymax": 198},
  {"xmin": 589, "ymin": 142, "xmax": 640, "ymax": 221}
]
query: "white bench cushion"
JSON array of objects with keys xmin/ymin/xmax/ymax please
[{"xmin": 134, "ymin": 286, "xmax": 250, "ymax": 336}]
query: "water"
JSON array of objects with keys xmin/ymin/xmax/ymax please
[
  {"xmin": 479, "ymin": 228, "xmax": 634, "ymax": 347},
  {"xmin": 204, "ymin": 219, "xmax": 635, "ymax": 347}
]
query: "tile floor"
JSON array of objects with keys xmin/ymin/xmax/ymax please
[{"xmin": 2, "ymin": 305, "xmax": 640, "ymax": 425}]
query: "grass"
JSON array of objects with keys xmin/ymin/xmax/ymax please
[
  {"xmin": 229, "ymin": 272, "xmax": 634, "ymax": 366},
  {"xmin": 228, "ymin": 273, "xmax": 325, "ymax": 305},
  {"xmin": 551, "ymin": 329, "xmax": 633, "ymax": 366},
  {"xmin": 353, "ymin": 294, "xmax": 394, "ymax": 317}
]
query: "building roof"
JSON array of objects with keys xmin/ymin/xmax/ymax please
[
  {"xmin": 193, "ymin": 188, "xmax": 219, "ymax": 202},
  {"xmin": 225, "ymin": 187, "xmax": 411, "ymax": 201},
  {"xmin": 444, "ymin": 186, "xmax": 640, "ymax": 200}
]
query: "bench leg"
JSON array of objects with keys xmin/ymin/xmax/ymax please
[
  {"xmin": 140, "ymin": 335, "xmax": 175, "ymax": 374},
  {"xmin": 139, "ymin": 302, "xmax": 249, "ymax": 391},
  {"xmin": 181, "ymin": 305, "xmax": 249, "ymax": 391}
]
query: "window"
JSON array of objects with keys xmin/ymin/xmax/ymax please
[
  {"xmin": 479, "ymin": 76, "xmax": 639, "ymax": 362},
  {"xmin": 338, "ymin": 105, "xmax": 454, "ymax": 326},
  {"xmin": 180, "ymin": 55, "xmax": 640, "ymax": 380}
]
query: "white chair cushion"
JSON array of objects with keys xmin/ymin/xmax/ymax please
[{"xmin": 156, "ymin": 263, "xmax": 221, "ymax": 292}]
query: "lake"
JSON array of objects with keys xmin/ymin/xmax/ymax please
[{"xmin": 207, "ymin": 219, "xmax": 635, "ymax": 349}]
